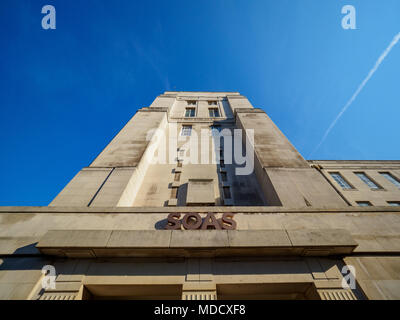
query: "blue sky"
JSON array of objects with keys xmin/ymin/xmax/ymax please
[{"xmin": 0, "ymin": 0, "xmax": 399, "ymax": 205}]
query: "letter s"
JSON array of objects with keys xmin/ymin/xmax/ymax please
[
  {"xmin": 164, "ymin": 213, "xmax": 181, "ymax": 230},
  {"xmin": 220, "ymin": 213, "xmax": 237, "ymax": 230}
]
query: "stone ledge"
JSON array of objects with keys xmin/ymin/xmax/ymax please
[
  {"xmin": 2, "ymin": 206, "xmax": 399, "ymax": 214},
  {"xmin": 228, "ymin": 230, "xmax": 291, "ymax": 247},
  {"xmin": 138, "ymin": 107, "xmax": 168, "ymax": 112},
  {"xmin": 107, "ymin": 230, "xmax": 171, "ymax": 248},
  {"xmin": 36, "ymin": 229, "xmax": 358, "ymax": 258},
  {"xmin": 235, "ymin": 108, "xmax": 264, "ymax": 114},
  {"xmin": 37, "ymin": 230, "xmax": 112, "ymax": 248}
]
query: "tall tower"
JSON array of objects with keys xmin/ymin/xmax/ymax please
[{"xmin": 49, "ymin": 91, "xmax": 346, "ymax": 209}]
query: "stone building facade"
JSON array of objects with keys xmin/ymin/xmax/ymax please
[{"xmin": 1, "ymin": 91, "xmax": 400, "ymax": 299}]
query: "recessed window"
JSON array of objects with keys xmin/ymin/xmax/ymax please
[
  {"xmin": 221, "ymin": 172, "xmax": 227, "ymax": 181},
  {"xmin": 356, "ymin": 201, "xmax": 372, "ymax": 207},
  {"xmin": 220, "ymin": 159, "xmax": 225, "ymax": 168},
  {"xmin": 177, "ymin": 160, "xmax": 182, "ymax": 168},
  {"xmin": 380, "ymin": 172, "xmax": 400, "ymax": 189},
  {"xmin": 187, "ymin": 100, "xmax": 196, "ymax": 105},
  {"xmin": 208, "ymin": 101, "xmax": 218, "ymax": 105},
  {"xmin": 174, "ymin": 172, "xmax": 181, "ymax": 182},
  {"xmin": 355, "ymin": 172, "xmax": 381, "ymax": 190},
  {"xmin": 330, "ymin": 172, "xmax": 353, "ymax": 189},
  {"xmin": 223, "ymin": 187, "xmax": 231, "ymax": 199},
  {"xmin": 209, "ymin": 108, "xmax": 220, "ymax": 117},
  {"xmin": 388, "ymin": 201, "xmax": 400, "ymax": 206},
  {"xmin": 171, "ymin": 187, "xmax": 179, "ymax": 199},
  {"xmin": 185, "ymin": 108, "xmax": 195, "ymax": 117},
  {"xmin": 181, "ymin": 125, "xmax": 192, "ymax": 136}
]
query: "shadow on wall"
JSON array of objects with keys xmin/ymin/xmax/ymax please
[{"xmin": 177, "ymin": 183, "xmax": 188, "ymax": 207}]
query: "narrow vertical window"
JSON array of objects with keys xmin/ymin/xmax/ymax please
[
  {"xmin": 223, "ymin": 187, "xmax": 231, "ymax": 199},
  {"xmin": 221, "ymin": 172, "xmax": 227, "ymax": 181},
  {"xmin": 355, "ymin": 172, "xmax": 381, "ymax": 189},
  {"xmin": 330, "ymin": 172, "xmax": 352, "ymax": 189},
  {"xmin": 174, "ymin": 172, "xmax": 181, "ymax": 182},
  {"xmin": 171, "ymin": 187, "xmax": 179, "ymax": 199},
  {"xmin": 380, "ymin": 172, "xmax": 400, "ymax": 189}
]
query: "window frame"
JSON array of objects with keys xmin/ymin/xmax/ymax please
[
  {"xmin": 223, "ymin": 186, "xmax": 231, "ymax": 199},
  {"xmin": 329, "ymin": 172, "xmax": 354, "ymax": 190},
  {"xmin": 185, "ymin": 107, "xmax": 196, "ymax": 117},
  {"xmin": 354, "ymin": 172, "xmax": 382, "ymax": 190},
  {"xmin": 180, "ymin": 125, "xmax": 192, "ymax": 136},
  {"xmin": 220, "ymin": 171, "xmax": 227, "ymax": 182},
  {"xmin": 208, "ymin": 108, "xmax": 220, "ymax": 118},
  {"xmin": 380, "ymin": 172, "xmax": 400, "ymax": 189},
  {"xmin": 356, "ymin": 201, "xmax": 372, "ymax": 207}
]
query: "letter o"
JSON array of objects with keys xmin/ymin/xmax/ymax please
[{"xmin": 182, "ymin": 213, "xmax": 202, "ymax": 229}]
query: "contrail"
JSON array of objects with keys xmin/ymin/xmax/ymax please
[{"xmin": 310, "ymin": 32, "xmax": 400, "ymax": 157}]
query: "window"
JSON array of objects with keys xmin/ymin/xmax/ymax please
[
  {"xmin": 388, "ymin": 201, "xmax": 400, "ymax": 206},
  {"xmin": 380, "ymin": 172, "xmax": 400, "ymax": 189},
  {"xmin": 185, "ymin": 108, "xmax": 195, "ymax": 117},
  {"xmin": 356, "ymin": 201, "xmax": 372, "ymax": 207},
  {"xmin": 208, "ymin": 101, "xmax": 218, "ymax": 105},
  {"xmin": 223, "ymin": 187, "xmax": 231, "ymax": 199},
  {"xmin": 171, "ymin": 187, "xmax": 179, "ymax": 199},
  {"xmin": 187, "ymin": 100, "xmax": 196, "ymax": 105},
  {"xmin": 355, "ymin": 172, "xmax": 381, "ymax": 189},
  {"xmin": 209, "ymin": 108, "xmax": 220, "ymax": 117},
  {"xmin": 177, "ymin": 160, "xmax": 182, "ymax": 168},
  {"xmin": 220, "ymin": 159, "xmax": 225, "ymax": 168},
  {"xmin": 174, "ymin": 172, "xmax": 181, "ymax": 182},
  {"xmin": 210, "ymin": 125, "xmax": 221, "ymax": 136},
  {"xmin": 181, "ymin": 125, "xmax": 192, "ymax": 136},
  {"xmin": 330, "ymin": 172, "xmax": 352, "ymax": 189},
  {"xmin": 221, "ymin": 172, "xmax": 227, "ymax": 181}
]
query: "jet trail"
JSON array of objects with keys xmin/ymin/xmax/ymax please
[{"xmin": 310, "ymin": 32, "xmax": 400, "ymax": 157}]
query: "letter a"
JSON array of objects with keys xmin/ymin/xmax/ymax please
[
  {"xmin": 42, "ymin": 5, "xmax": 56, "ymax": 30},
  {"xmin": 341, "ymin": 5, "xmax": 356, "ymax": 30}
]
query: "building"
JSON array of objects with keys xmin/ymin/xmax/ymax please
[{"xmin": 1, "ymin": 91, "xmax": 400, "ymax": 300}]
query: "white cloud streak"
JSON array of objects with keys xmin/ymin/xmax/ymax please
[{"xmin": 310, "ymin": 32, "xmax": 400, "ymax": 157}]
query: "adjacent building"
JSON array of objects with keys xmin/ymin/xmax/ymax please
[{"xmin": 1, "ymin": 92, "xmax": 400, "ymax": 299}]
